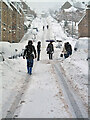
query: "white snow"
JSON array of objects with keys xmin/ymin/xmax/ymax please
[
  {"xmin": 64, "ymin": 6, "xmax": 77, "ymax": 12},
  {"xmin": 0, "ymin": 15, "xmax": 88, "ymax": 118}
]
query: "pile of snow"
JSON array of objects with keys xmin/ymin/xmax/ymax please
[
  {"xmin": 24, "ymin": 21, "xmax": 31, "ymax": 27},
  {"xmin": 64, "ymin": 6, "xmax": 77, "ymax": 12},
  {"xmin": 60, "ymin": 37, "xmax": 88, "ymax": 106},
  {"xmin": 77, "ymin": 37, "xmax": 88, "ymax": 50},
  {"xmin": 0, "ymin": 42, "xmax": 25, "ymax": 61},
  {"xmin": 0, "ymin": 57, "xmax": 27, "ymax": 118}
]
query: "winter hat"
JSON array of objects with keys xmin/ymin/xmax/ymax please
[
  {"xmin": 28, "ymin": 40, "xmax": 32, "ymax": 45},
  {"xmin": 38, "ymin": 41, "xmax": 41, "ymax": 44}
]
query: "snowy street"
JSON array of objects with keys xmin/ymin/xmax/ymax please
[{"xmin": 0, "ymin": 16, "xmax": 88, "ymax": 118}]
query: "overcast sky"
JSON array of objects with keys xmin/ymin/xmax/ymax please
[
  {"xmin": 26, "ymin": 0, "xmax": 89, "ymax": 13},
  {"xmin": 12, "ymin": 0, "xmax": 90, "ymax": 13}
]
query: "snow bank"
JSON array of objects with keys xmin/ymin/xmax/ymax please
[
  {"xmin": 78, "ymin": 37, "xmax": 88, "ymax": 50},
  {"xmin": 60, "ymin": 37, "xmax": 88, "ymax": 106},
  {"xmin": 0, "ymin": 42, "xmax": 25, "ymax": 61},
  {"xmin": 0, "ymin": 57, "xmax": 28, "ymax": 118}
]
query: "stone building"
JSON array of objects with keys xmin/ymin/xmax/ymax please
[
  {"xmin": 0, "ymin": 0, "xmax": 25, "ymax": 43},
  {"xmin": 11, "ymin": 2, "xmax": 24, "ymax": 42},
  {"xmin": 0, "ymin": 0, "xmax": 36, "ymax": 43},
  {"xmin": 0, "ymin": 2, "xmax": 1, "ymax": 40},
  {"xmin": 19, "ymin": 7, "xmax": 24, "ymax": 40},
  {"xmin": 78, "ymin": 5, "xmax": 90, "ymax": 38},
  {"xmin": 7, "ymin": 3, "xmax": 13, "ymax": 42},
  {"xmin": 0, "ymin": 0, "xmax": 13, "ymax": 42}
]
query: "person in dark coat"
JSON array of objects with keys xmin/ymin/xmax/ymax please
[
  {"xmin": 47, "ymin": 25, "xmax": 49, "ymax": 29},
  {"xmin": 66, "ymin": 42, "xmax": 72, "ymax": 56},
  {"xmin": 63, "ymin": 42, "xmax": 72, "ymax": 58},
  {"xmin": 43, "ymin": 26, "xmax": 44, "ymax": 31},
  {"xmin": 37, "ymin": 41, "xmax": 41, "ymax": 61},
  {"xmin": 47, "ymin": 41, "xmax": 54, "ymax": 60},
  {"xmin": 23, "ymin": 40, "xmax": 36, "ymax": 75}
]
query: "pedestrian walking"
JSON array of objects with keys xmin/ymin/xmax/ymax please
[
  {"xmin": 67, "ymin": 42, "xmax": 72, "ymax": 56},
  {"xmin": 37, "ymin": 41, "xmax": 41, "ymax": 61},
  {"xmin": 23, "ymin": 40, "xmax": 36, "ymax": 75},
  {"xmin": 43, "ymin": 26, "xmax": 44, "ymax": 31},
  {"xmin": 47, "ymin": 41, "xmax": 54, "ymax": 60},
  {"xmin": 47, "ymin": 25, "xmax": 49, "ymax": 29},
  {"xmin": 62, "ymin": 42, "xmax": 72, "ymax": 59}
]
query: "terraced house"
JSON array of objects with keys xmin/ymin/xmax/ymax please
[
  {"xmin": 78, "ymin": 4, "xmax": 90, "ymax": 38},
  {"xmin": 0, "ymin": 0, "xmax": 13, "ymax": 42},
  {"xmin": 0, "ymin": 0, "xmax": 25, "ymax": 43}
]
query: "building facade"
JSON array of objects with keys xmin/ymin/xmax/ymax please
[
  {"xmin": 0, "ymin": 0, "xmax": 25, "ymax": 43},
  {"xmin": 78, "ymin": 6, "xmax": 90, "ymax": 38}
]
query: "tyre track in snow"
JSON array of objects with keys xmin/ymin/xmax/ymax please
[
  {"xmin": 5, "ymin": 17, "xmax": 88, "ymax": 118},
  {"xmin": 45, "ymin": 17, "xmax": 88, "ymax": 118},
  {"xmin": 52, "ymin": 61, "xmax": 88, "ymax": 118},
  {"xmin": 5, "ymin": 75, "xmax": 31, "ymax": 118}
]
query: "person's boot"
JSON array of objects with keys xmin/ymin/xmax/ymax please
[{"xmin": 30, "ymin": 67, "xmax": 32, "ymax": 75}]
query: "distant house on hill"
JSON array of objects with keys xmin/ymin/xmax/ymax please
[
  {"xmin": 78, "ymin": 5, "xmax": 90, "ymax": 38},
  {"xmin": 74, "ymin": 1, "xmax": 86, "ymax": 10}
]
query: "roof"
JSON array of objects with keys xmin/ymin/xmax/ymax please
[
  {"xmin": 2, "ymin": 0, "xmax": 13, "ymax": 10},
  {"xmin": 10, "ymin": 2, "xmax": 21, "ymax": 15},
  {"xmin": 78, "ymin": 14, "xmax": 86, "ymax": 25},
  {"xmin": 61, "ymin": 1, "xmax": 72, "ymax": 10}
]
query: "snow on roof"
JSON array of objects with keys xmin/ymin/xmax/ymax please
[
  {"xmin": 78, "ymin": 14, "xmax": 86, "ymax": 25},
  {"xmin": 86, "ymin": 1, "xmax": 90, "ymax": 9},
  {"xmin": 10, "ymin": 2, "xmax": 21, "ymax": 15},
  {"xmin": 64, "ymin": 6, "xmax": 77, "ymax": 12},
  {"xmin": 24, "ymin": 21, "xmax": 30, "ymax": 27},
  {"xmin": 74, "ymin": 1, "xmax": 86, "ymax": 10},
  {"xmin": 2, "ymin": 0, "xmax": 13, "ymax": 10}
]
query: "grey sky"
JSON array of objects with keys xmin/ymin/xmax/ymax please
[
  {"xmin": 12, "ymin": 0, "xmax": 90, "ymax": 13},
  {"xmin": 28, "ymin": 2, "xmax": 64, "ymax": 13},
  {"xmin": 26, "ymin": 0, "xmax": 89, "ymax": 2},
  {"xmin": 26, "ymin": 0, "xmax": 89, "ymax": 13}
]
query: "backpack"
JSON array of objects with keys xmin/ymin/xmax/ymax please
[{"xmin": 26, "ymin": 46, "xmax": 34, "ymax": 60}]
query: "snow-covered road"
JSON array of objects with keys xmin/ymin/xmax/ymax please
[
  {"xmin": 13, "ymin": 22, "xmax": 73, "ymax": 118},
  {"xmin": 1, "ymin": 16, "xmax": 88, "ymax": 119},
  {"xmin": 12, "ymin": 17, "xmax": 87, "ymax": 118}
]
